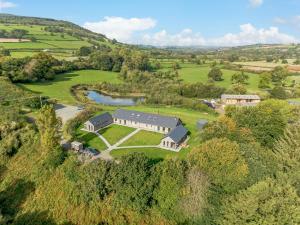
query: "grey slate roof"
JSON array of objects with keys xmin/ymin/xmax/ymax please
[
  {"xmin": 197, "ymin": 120, "xmax": 208, "ymax": 129},
  {"xmin": 87, "ymin": 112, "xmax": 112, "ymax": 126},
  {"xmin": 166, "ymin": 125, "xmax": 188, "ymax": 144},
  {"xmin": 221, "ymin": 94, "xmax": 260, "ymax": 100},
  {"xmin": 112, "ymin": 109, "xmax": 181, "ymax": 129}
]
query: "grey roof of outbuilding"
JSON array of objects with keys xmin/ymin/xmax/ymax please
[
  {"xmin": 166, "ymin": 125, "xmax": 188, "ymax": 143},
  {"xmin": 87, "ymin": 112, "xmax": 112, "ymax": 126},
  {"xmin": 112, "ymin": 109, "xmax": 180, "ymax": 128},
  {"xmin": 221, "ymin": 94, "xmax": 260, "ymax": 100},
  {"xmin": 197, "ymin": 119, "xmax": 208, "ymax": 129}
]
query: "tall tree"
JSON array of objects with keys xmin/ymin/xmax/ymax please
[
  {"xmin": 36, "ymin": 105, "xmax": 61, "ymax": 152},
  {"xmin": 208, "ymin": 67, "xmax": 223, "ymax": 81},
  {"xmin": 189, "ymin": 138, "xmax": 248, "ymax": 192},
  {"xmin": 218, "ymin": 178, "xmax": 300, "ymax": 225}
]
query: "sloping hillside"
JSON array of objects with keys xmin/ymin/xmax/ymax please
[{"xmin": 0, "ymin": 14, "xmax": 117, "ymax": 58}]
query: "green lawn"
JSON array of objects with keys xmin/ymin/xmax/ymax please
[
  {"xmin": 75, "ymin": 127, "xmax": 107, "ymax": 151},
  {"xmin": 111, "ymin": 147, "xmax": 178, "ymax": 160},
  {"xmin": 99, "ymin": 124, "xmax": 135, "ymax": 145},
  {"xmin": 19, "ymin": 70, "xmax": 120, "ymax": 104},
  {"xmin": 120, "ymin": 130, "xmax": 164, "ymax": 146}
]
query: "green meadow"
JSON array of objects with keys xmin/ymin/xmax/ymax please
[
  {"xmin": 19, "ymin": 70, "xmax": 120, "ymax": 103},
  {"xmin": 160, "ymin": 62, "xmax": 261, "ymax": 92}
]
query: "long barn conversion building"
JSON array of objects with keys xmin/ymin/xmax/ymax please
[{"xmin": 84, "ymin": 109, "xmax": 188, "ymax": 150}]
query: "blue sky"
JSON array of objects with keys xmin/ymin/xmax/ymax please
[{"xmin": 1, "ymin": 0, "xmax": 300, "ymax": 46}]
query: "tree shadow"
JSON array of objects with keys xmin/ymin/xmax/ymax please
[{"xmin": 0, "ymin": 179, "xmax": 35, "ymax": 219}]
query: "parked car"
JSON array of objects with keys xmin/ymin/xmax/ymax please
[{"xmin": 203, "ymin": 100, "xmax": 216, "ymax": 109}]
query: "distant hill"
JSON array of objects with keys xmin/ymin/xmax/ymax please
[{"xmin": 0, "ymin": 14, "xmax": 119, "ymax": 58}]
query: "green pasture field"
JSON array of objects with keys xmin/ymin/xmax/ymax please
[
  {"xmin": 19, "ymin": 70, "xmax": 120, "ymax": 103},
  {"xmin": 160, "ymin": 62, "xmax": 261, "ymax": 92}
]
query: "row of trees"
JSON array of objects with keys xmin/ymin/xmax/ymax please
[{"xmin": 0, "ymin": 29, "xmax": 28, "ymax": 39}]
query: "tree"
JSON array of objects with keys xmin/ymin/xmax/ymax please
[
  {"xmin": 293, "ymin": 59, "xmax": 300, "ymax": 65},
  {"xmin": 179, "ymin": 167, "xmax": 210, "ymax": 220},
  {"xmin": 201, "ymin": 116, "xmax": 254, "ymax": 144},
  {"xmin": 218, "ymin": 178, "xmax": 300, "ymax": 225},
  {"xmin": 228, "ymin": 83, "xmax": 247, "ymax": 94},
  {"xmin": 154, "ymin": 158, "xmax": 188, "ymax": 220},
  {"xmin": 282, "ymin": 59, "xmax": 288, "ymax": 64},
  {"xmin": 189, "ymin": 138, "xmax": 248, "ymax": 191},
  {"xmin": 172, "ymin": 62, "xmax": 181, "ymax": 70},
  {"xmin": 271, "ymin": 66, "xmax": 288, "ymax": 84},
  {"xmin": 258, "ymin": 72, "xmax": 272, "ymax": 89},
  {"xmin": 208, "ymin": 67, "xmax": 223, "ymax": 81},
  {"xmin": 270, "ymin": 86, "xmax": 288, "ymax": 99},
  {"xmin": 231, "ymin": 71, "xmax": 249, "ymax": 84},
  {"xmin": 226, "ymin": 100, "xmax": 291, "ymax": 148},
  {"xmin": 266, "ymin": 56, "xmax": 273, "ymax": 62},
  {"xmin": 36, "ymin": 105, "xmax": 61, "ymax": 151},
  {"xmin": 274, "ymin": 123, "xmax": 300, "ymax": 171},
  {"xmin": 109, "ymin": 153, "xmax": 156, "ymax": 212},
  {"xmin": 78, "ymin": 46, "xmax": 91, "ymax": 56}
]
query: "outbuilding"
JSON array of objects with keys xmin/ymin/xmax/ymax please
[
  {"xmin": 84, "ymin": 112, "xmax": 113, "ymax": 132},
  {"xmin": 160, "ymin": 125, "xmax": 188, "ymax": 150},
  {"xmin": 197, "ymin": 119, "xmax": 208, "ymax": 130},
  {"xmin": 71, "ymin": 141, "xmax": 83, "ymax": 151},
  {"xmin": 221, "ymin": 94, "xmax": 261, "ymax": 106}
]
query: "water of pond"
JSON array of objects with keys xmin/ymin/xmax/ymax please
[{"xmin": 87, "ymin": 91, "xmax": 143, "ymax": 106}]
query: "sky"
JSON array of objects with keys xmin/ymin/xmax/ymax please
[{"xmin": 1, "ymin": 0, "xmax": 300, "ymax": 46}]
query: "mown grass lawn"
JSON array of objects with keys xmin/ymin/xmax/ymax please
[
  {"xmin": 111, "ymin": 147, "xmax": 178, "ymax": 160},
  {"xmin": 99, "ymin": 124, "xmax": 135, "ymax": 145},
  {"xmin": 75, "ymin": 127, "xmax": 107, "ymax": 151},
  {"xmin": 120, "ymin": 130, "xmax": 164, "ymax": 146},
  {"xmin": 19, "ymin": 70, "xmax": 120, "ymax": 104}
]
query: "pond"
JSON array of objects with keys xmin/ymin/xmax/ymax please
[{"xmin": 87, "ymin": 91, "xmax": 143, "ymax": 106}]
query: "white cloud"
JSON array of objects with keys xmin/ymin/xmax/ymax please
[
  {"xmin": 274, "ymin": 15, "xmax": 300, "ymax": 30},
  {"xmin": 0, "ymin": 1, "xmax": 17, "ymax": 10},
  {"xmin": 209, "ymin": 23, "xmax": 297, "ymax": 46},
  {"xmin": 142, "ymin": 29, "xmax": 206, "ymax": 46},
  {"xmin": 140, "ymin": 24, "xmax": 297, "ymax": 47},
  {"xmin": 83, "ymin": 16, "xmax": 156, "ymax": 42},
  {"xmin": 249, "ymin": 0, "xmax": 263, "ymax": 7}
]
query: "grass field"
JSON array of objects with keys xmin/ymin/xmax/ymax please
[
  {"xmin": 75, "ymin": 127, "xmax": 107, "ymax": 151},
  {"xmin": 160, "ymin": 62, "xmax": 261, "ymax": 92},
  {"xmin": 19, "ymin": 70, "xmax": 120, "ymax": 104},
  {"xmin": 120, "ymin": 130, "xmax": 164, "ymax": 146},
  {"xmin": 99, "ymin": 124, "xmax": 135, "ymax": 145}
]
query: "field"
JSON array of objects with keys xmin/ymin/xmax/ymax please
[
  {"xmin": 0, "ymin": 24, "xmax": 111, "ymax": 58},
  {"xmin": 19, "ymin": 70, "xmax": 120, "ymax": 104},
  {"xmin": 160, "ymin": 62, "xmax": 261, "ymax": 92},
  {"xmin": 120, "ymin": 130, "xmax": 164, "ymax": 146},
  {"xmin": 99, "ymin": 124, "xmax": 135, "ymax": 145}
]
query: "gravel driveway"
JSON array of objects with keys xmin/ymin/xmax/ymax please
[{"xmin": 54, "ymin": 104, "xmax": 83, "ymax": 125}]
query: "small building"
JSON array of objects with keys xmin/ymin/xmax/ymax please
[
  {"xmin": 197, "ymin": 119, "xmax": 208, "ymax": 130},
  {"xmin": 288, "ymin": 100, "xmax": 300, "ymax": 106},
  {"xmin": 71, "ymin": 141, "xmax": 83, "ymax": 151},
  {"xmin": 221, "ymin": 94, "xmax": 261, "ymax": 106},
  {"xmin": 160, "ymin": 125, "xmax": 188, "ymax": 150},
  {"xmin": 112, "ymin": 109, "xmax": 182, "ymax": 134},
  {"xmin": 84, "ymin": 112, "xmax": 113, "ymax": 132}
]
